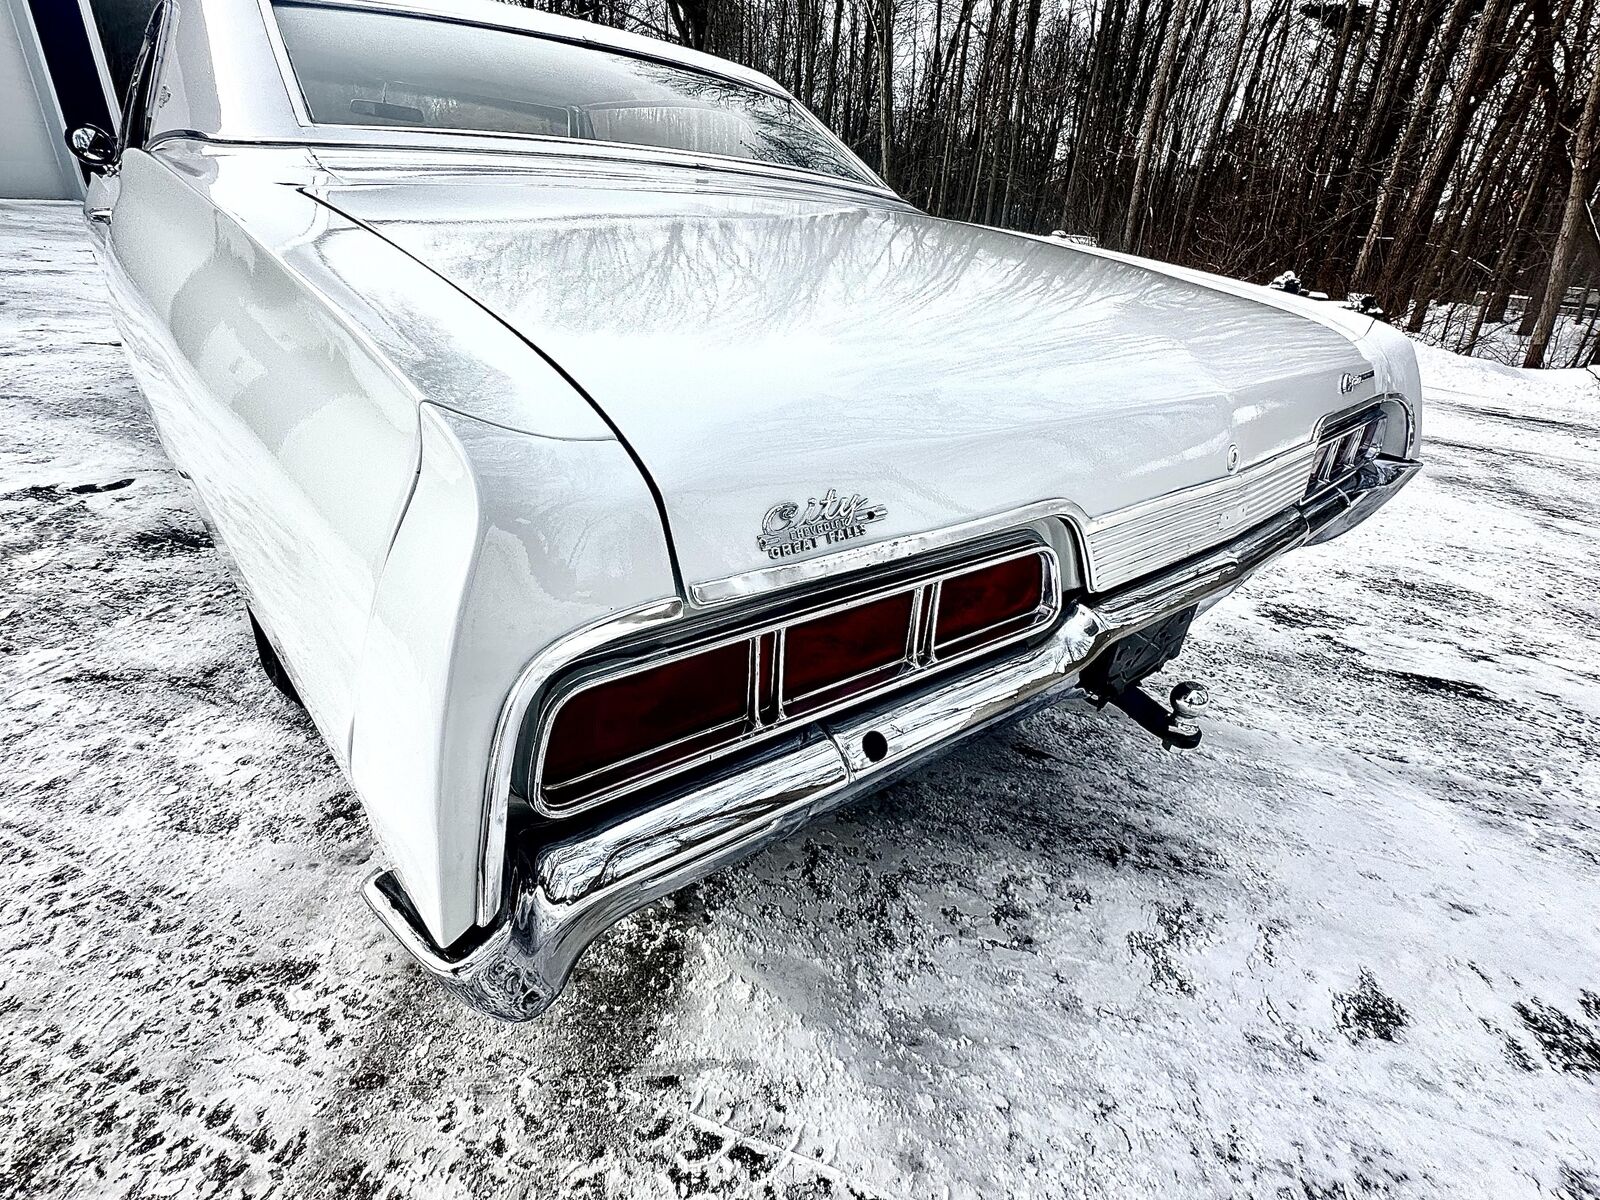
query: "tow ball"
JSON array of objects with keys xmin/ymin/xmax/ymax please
[{"xmin": 1093, "ymin": 680, "xmax": 1211, "ymax": 750}]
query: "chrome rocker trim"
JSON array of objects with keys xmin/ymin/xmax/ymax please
[{"xmin": 366, "ymin": 457, "xmax": 1421, "ymax": 1020}]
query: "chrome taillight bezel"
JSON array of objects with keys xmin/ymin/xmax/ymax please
[{"xmin": 528, "ymin": 539, "xmax": 1063, "ymax": 818}]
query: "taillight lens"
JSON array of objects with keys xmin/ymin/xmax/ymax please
[
  {"xmin": 782, "ymin": 590, "xmax": 916, "ymax": 714},
  {"xmin": 934, "ymin": 554, "xmax": 1047, "ymax": 654},
  {"xmin": 541, "ymin": 640, "xmax": 751, "ymax": 798},
  {"xmin": 1308, "ymin": 410, "xmax": 1386, "ymax": 495},
  {"xmin": 536, "ymin": 546, "xmax": 1060, "ymax": 813}
]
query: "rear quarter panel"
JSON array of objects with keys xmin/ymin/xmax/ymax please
[{"xmin": 102, "ymin": 143, "xmax": 682, "ymax": 945}]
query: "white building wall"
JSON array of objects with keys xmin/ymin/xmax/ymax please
[{"xmin": 1, "ymin": 0, "xmax": 83, "ymax": 200}]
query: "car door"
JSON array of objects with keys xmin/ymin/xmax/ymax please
[{"xmin": 94, "ymin": 3, "xmax": 422, "ymax": 763}]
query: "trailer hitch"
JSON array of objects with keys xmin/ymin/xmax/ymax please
[
  {"xmin": 1077, "ymin": 605, "xmax": 1208, "ymax": 748},
  {"xmin": 1092, "ymin": 680, "xmax": 1210, "ymax": 750}
]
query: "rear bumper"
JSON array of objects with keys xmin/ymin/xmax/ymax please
[{"xmin": 366, "ymin": 457, "xmax": 1421, "ymax": 1020}]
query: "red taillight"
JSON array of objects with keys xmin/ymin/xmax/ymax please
[
  {"xmin": 934, "ymin": 555, "xmax": 1046, "ymax": 655},
  {"xmin": 782, "ymin": 590, "xmax": 916, "ymax": 714},
  {"xmin": 537, "ymin": 546, "xmax": 1059, "ymax": 813},
  {"xmin": 541, "ymin": 640, "xmax": 750, "ymax": 795}
]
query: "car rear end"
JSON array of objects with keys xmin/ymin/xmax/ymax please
[{"xmin": 363, "ymin": 387, "xmax": 1418, "ymax": 1019}]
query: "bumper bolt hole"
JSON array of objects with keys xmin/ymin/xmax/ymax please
[{"xmin": 861, "ymin": 730, "xmax": 889, "ymax": 763}]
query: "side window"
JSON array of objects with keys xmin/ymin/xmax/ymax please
[{"xmin": 118, "ymin": 4, "xmax": 167, "ymax": 155}]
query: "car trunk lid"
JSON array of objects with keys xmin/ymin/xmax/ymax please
[{"xmin": 314, "ymin": 161, "xmax": 1374, "ymax": 597}]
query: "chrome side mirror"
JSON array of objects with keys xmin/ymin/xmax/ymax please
[{"xmin": 66, "ymin": 125, "xmax": 116, "ymax": 170}]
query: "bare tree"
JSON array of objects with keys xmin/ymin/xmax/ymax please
[
  {"xmin": 1525, "ymin": 32, "xmax": 1600, "ymax": 366},
  {"xmin": 863, "ymin": 0, "xmax": 897, "ymax": 186},
  {"xmin": 510, "ymin": 0, "xmax": 1600, "ymax": 368},
  {"xmin": 1122, "ymin": 0, "xmax": 1195, "ymax": 250}
]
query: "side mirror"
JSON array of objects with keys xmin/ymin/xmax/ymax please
[{"xmin": 66, "ymin": 124, "xmax": 116, "ymax": 170}]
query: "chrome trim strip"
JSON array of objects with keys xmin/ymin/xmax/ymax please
[
  {"xmin": 253, "ymin": 0, "xmax": 315, "ymax": 126},
  {"xmin": 784, "ymin": 658, "xmax": 912, "ymax": 709},
  {"xmin": 900, "ymin": 583, "xmax": 923, "ymax": 664},
  {"xmin": 542, "ymin": 714, "xmax": 751, "ymax": 798},
  {"xmin": 746, "ymin": 636, "xmax": 762, "ymax": 731},
  {"xmin": 393, "ymin": 456, "xmax": 1420, "ymax": 1019},
  {"xmin": 365, "ymin": 868, "xmax": 515, "ymax": 979},
  {"xmin": 1083, "ymin": 442, "xmax": 1317, "ymax": 592},
  {"xmin": 909, "ymin": 584, "xmax": 935, "ymax": 666},
  {"xmin": 764, "ymin": 630, "xmax": 784, "ymax": 723},
  {"xmin": 529, "ymin": 541, "xmax": 1059, "ymax": 819},
  {"xmin": 931, "ymin": 606, "xmax": 1053, "ymax": 660},
  {"xmin": 921, "ymin": 580, "xmax": 944, "ymax": 661}
]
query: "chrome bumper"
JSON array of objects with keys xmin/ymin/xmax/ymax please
[{"xmin": 366, "ymin": 458, "xmax": 1420, "ymax": 1020}]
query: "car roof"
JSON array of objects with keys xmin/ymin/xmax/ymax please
[
  {"xmin": 143, "ymin": 0, "xmax": 885, "ymax": 196},
  {"xmin": 149, "ymin": 0, "xmax": 792, "ymax": 141}
]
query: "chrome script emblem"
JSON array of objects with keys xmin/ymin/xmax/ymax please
[
  {"xmin": 1339, "ymin": 369, "xmax": 1376, "ymax": 395},
  {"xmin": 758, "ymin": 489, "xmax": 888, "ymax": 559}
]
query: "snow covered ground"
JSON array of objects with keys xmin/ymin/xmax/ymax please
[
  {"xmin": 2, "ymin": 198, "xmax": 1598, "ymax": 1199},
  {"xmin": 1413, "ymin": 299, "xmax": 1596, "ymax": 369}
]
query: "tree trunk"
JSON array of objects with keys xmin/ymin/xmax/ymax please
[
  {"xmin": 1525, "ymin": 35, "xmax": 1600, "ymax": 366},
  {"xmin": 874, "ymin": 0, "xmax": 896, "ymax": 186},
  {"xmin": 1174, "ymin": 0, "xmax": 1251, "ymax": 257},
  {"xmin": 1377, "ymin": 0, "xmax": 1520, "ymax": 318},
  {"xmin": 1352, "ymin": 0, "xmax": 1479, "ymax": 286},
  {"xmin": 1122, "ymin": 0, "xmax": 1193, "ymax": 251},
  {"xmin": 822, "ymin": 0, "xmax": 843, "ymax": 122}
]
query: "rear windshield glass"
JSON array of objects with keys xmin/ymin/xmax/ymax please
[{"xmin": 271, "ymin": 3, "xmax": 874, "ymax": 185}]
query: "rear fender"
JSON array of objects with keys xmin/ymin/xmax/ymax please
[{"xmin": 349, "ymin": 404, "xmax": 678, "ymax": 947}]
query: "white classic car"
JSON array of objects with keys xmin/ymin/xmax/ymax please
[{"xmin": 70, "ymin": 0, "xmax": 1421, "ymax": 1019}]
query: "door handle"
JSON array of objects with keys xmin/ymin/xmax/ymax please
[{"xmin": 86, "ymin": 208, "xmax": 111, "ymax": 224}]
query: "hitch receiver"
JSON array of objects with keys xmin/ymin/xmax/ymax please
[
  {"xmin": 1097, "ymin": 680, "xmax": 1211, "ymax": 750},
  {"xmin": 1079, "ymin": 605, "xmax": 1208, "ymax": 748}
]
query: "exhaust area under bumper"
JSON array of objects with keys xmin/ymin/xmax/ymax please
[{"xmin": 365, "ymin": 458, "xmax": 1421, "ymax": 1020}]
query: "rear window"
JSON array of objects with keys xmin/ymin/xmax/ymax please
[{"xmin": 271, "ymin": 2, "xmax": 874, "ymax": 185}]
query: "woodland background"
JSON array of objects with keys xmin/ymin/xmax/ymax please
[{"xmin": 508, "ymin": 0, "xmax": 1600, "ymax": 368}]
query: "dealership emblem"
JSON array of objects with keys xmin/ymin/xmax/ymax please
[
  {"xmin": 758, "ymin": 489, "xmax": 888, "ymax": 559},
  {"xmin": 1339, "ymin": 369, "xmax": 1376, "ymax": 395}
]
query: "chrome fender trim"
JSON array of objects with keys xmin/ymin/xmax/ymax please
[{"xmin": 367, "ymin": 457, "xmax": 1420, "ymax": 1020}]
